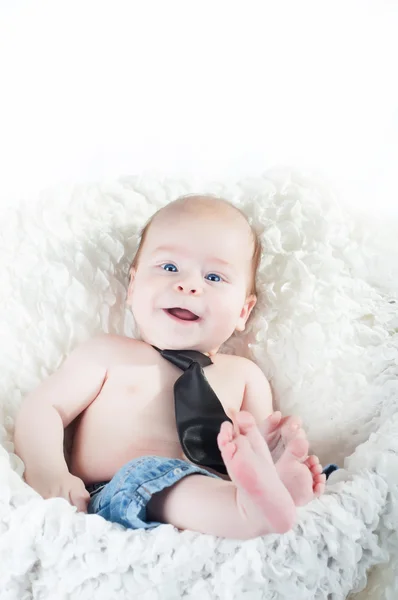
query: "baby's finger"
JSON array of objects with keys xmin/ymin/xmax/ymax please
[{"xmin": 260, "ymin": 411, "xmax": 282, "ymax": 437}]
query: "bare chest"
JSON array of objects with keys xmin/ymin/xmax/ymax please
[
  {"xmin": 70, "ymin": 354, "xmax": 246, "ymax": 481},
  {"xmin": 89, "ymin": 359, "xmax": 243, "ymax": 432}
]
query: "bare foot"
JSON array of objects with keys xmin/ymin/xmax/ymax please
[
  {"xmin": 276, "ymin": 441, "xmax": 326, "ymax": 506},
  {"xmin": 259, "ymin": 411, "xmax": 303, "ymax": 462},
  {"xmin": 217, "ymin": 411, "xmax": 296, "ymax": 534},
  {"xmin": 236, "ymin": 411, "xmax": 326, "ymax": 507}
]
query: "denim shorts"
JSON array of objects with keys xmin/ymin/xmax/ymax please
[{"xmin": 87, "ymin": 455, "xmax": 220, "ymax": 530}]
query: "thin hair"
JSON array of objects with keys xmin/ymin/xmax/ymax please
[{"xmin": 130, "ymin": 194, "xmax": 262, "ymax": 296}]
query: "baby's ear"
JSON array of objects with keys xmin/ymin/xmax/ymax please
[
  {"xmin": 126, "ymin": 267, "xmax": 136, "ymax": 306},
  {"xmin": 235, "ymin": 295, "xmax": 257, "ymax": 332}
]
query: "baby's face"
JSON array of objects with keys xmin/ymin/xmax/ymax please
[{"xmin": 127, "ymin": 209, "xmax": 256, "ymax": 353}]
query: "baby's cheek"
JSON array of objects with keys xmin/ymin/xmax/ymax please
[
  {"xmin": 216, "ymin": 293, "xmax": 243, "ymax": 317},
  {"xmin": 211, "ymin": 303, "xmax": 240, "ymax": 334},
  {"xmin": 130, "ymin": 294, "xmax": 152, "ymax": 328}
]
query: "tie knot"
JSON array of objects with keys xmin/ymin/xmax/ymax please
[{"xmin": 153, "ymin": 347, "xmax": 213, "ymax": 371}]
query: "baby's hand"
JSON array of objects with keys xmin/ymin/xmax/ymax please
[
  {"xmin": 26, "ymin": 471, "xmax": 91, "ymax": 513},
  {"xmin": 260, "ymin": 412, "xmax": 305, "ymax": 463}
]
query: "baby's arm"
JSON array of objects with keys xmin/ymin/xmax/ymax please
[
  {"xmin": 240, "ymin": 360, "xmax": 307, "ymax": 463},
  {"xmin": 240, "ymin": 360, "xmax": 274, "ymax": 423},
  {"xmin": 14, "ymin": 334, "xmax": 110, "ymax": 511}
]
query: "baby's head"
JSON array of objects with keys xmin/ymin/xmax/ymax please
[{"xmin": 127, "ymin": 194, "xmax": 261, "ymax": 354}]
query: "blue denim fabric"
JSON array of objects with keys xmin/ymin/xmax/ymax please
[
  {"xmin": 87, "ymin": 455, "xmax": 220, "ymax": 530},
  {"xmin": 322, "ymin": 463, "xmax": 339, "ymax": 479}
]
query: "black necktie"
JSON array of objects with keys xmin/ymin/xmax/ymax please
[{"xmin": 153, "ymin": 346, "xmax": 232, "ymax": 475}]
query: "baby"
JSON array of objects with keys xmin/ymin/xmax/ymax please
[{"xmin": 14, "ymin": 194, "xmax": 326, "ymax": 540}]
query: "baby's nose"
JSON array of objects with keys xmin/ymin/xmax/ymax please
[{"xmin": 174, "ymin": 281, "xmax": 203, "ymax": 295}]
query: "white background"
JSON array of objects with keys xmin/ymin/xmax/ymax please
[{"xmin": 0, "ymin": 0, "xmax": 397, "ymax": 215}]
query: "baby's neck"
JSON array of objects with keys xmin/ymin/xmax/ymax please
[{"xmin": 140, "ymin": 337, "xmax": 217, "ymax": 357}]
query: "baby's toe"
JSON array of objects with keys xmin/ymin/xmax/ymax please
[
  {"xmin": 305, "ymin": 455, "xmax": 319, "ymax": 468},
  {"xmin": 277, "ymin": 416, "xmax": 303, "ymax": 445},
  {"xmin": 235, "ymin": 410, "xmax": 257, "ymax": 434},
  {"xmin": 217, "ymin": 425, "xmax": 237, "ymax": 461},
  {"xmin": 283, "ymin": 415, "xmax": 302, "ymax": 434},
  {"xmin": 314, "ymin": 480, "xmax": 326, "ymax": 497},
  {"xmin": 313, "ymin": 473, "xmax": 326, "ymax": 496},
  {"xmin": 294, "ymin": 427, "xmax": 307, "ymax": 441},
  {"xmin": 218, "ymin": 439, "xmax": 237, "ymax": 462},
  {"xmin": 311, "ymin": 463, "xmax": 323, "ymax": 475},
  {"xmin": 218, "ymin": 421, "xmax": 235, "ymax": 447}
]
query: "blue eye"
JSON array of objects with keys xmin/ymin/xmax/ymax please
[
  {"xmin": 162, "ymin": 263, "xmax": 178, "ymax": 272},
  {"xmin": 205, "ymin": 273, "xmax": 222, "ymax": 282}
]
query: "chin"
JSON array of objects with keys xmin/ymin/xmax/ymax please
[{"xmin": 142, "ymin": 321, "xmax": 224, "ymax": 352}]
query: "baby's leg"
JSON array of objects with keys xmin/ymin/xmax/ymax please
[
  {"xmin": 148, "ymin": 474, "xmax": 283, "ymax": 540},
  {"xmin": 148, "ymin": 414, "xmax": 307, "ymax": 539}
]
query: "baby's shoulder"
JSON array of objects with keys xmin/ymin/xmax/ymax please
[
  {"xmin": 76, "ymin": 333, "xmax": 146, "ymax": 365},
  {"xmin": 81, "ymin": 332, "xmax": 140, "ymax": 349},
  {"xmin": 214, "ymin": 353, "xmax": 269, "ymax": 386},
  {"xmin": 214, "ymin": 353, "xmax": 261, "ymax": 379}
]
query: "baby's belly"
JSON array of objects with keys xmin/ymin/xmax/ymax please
[
  {"xmin": 69, "ymin": 395, "xmax": 184, "ymax": 484},
  {"xmin": 71, "ymin": 436, "xmax": 184, "ymax": 484}
]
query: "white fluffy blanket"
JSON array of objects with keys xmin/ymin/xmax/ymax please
[{"xmin": 1, "ymin": 171, "xmax": 398, "ymax": 600}]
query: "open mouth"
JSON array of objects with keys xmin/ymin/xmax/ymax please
[{"xmin": 164, "ymin": 307, "xmax": 200, "ymax": 322}]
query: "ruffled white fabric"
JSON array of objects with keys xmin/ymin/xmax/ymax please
[{"xmin": 1, "ymin": 171, "xmax": 398, "ymax": 599}]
